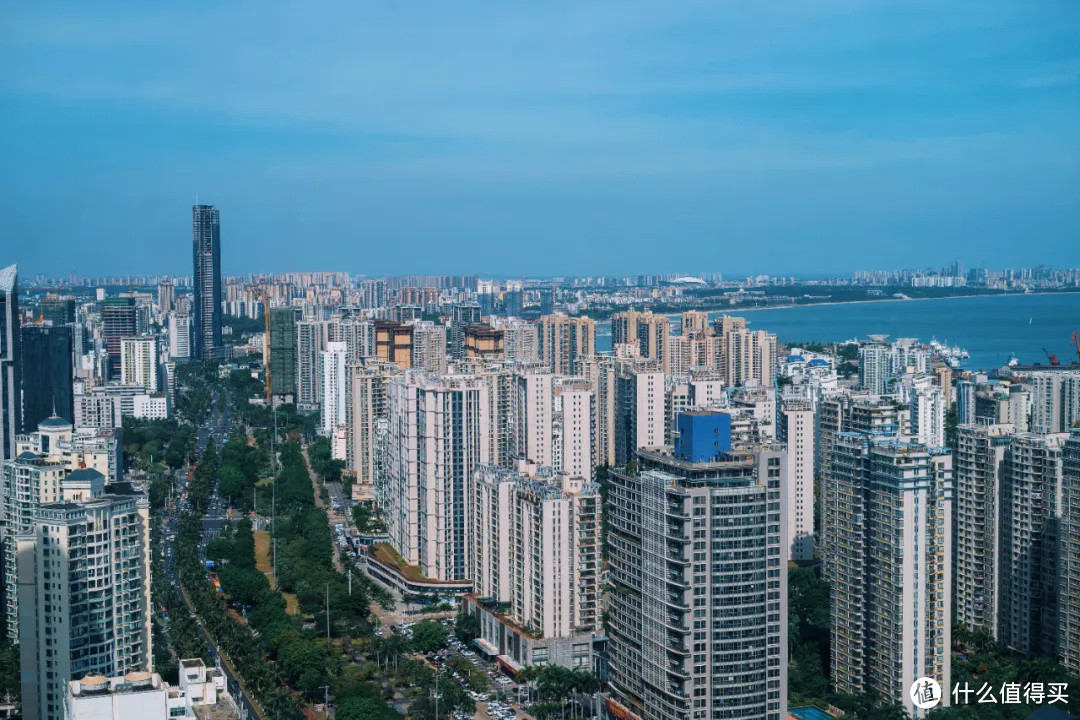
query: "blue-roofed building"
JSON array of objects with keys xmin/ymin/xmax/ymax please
[{"xmin": 673, "ymin": 410, "xmax": 731, "ymax": 463}]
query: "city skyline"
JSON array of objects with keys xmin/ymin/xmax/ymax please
[{"xmin": 6, "ymin": 2, "xmax": 1080, "ymax": 277}]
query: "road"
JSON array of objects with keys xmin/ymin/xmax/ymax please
[{"xmin": 162, "ymin": 384, "xmax": 261, "ymax": 720}]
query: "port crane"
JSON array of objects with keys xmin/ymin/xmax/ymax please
[
  {"xmin": 1073, "ymin": 331, "xmax": 1080, "ymax": 362},
  {"xmin": 1043, "ymin": 348, "xmax": 1060, "ymax": 366}
]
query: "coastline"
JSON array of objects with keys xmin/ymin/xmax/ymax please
[
  {"xmin": 593, "ymin": 289, "xmax": 1080, "ymax": 327},
  {"xmin": 727, "ymin": 290, "xmax": 1080, "ymax": 315}
]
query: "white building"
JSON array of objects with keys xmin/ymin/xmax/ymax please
[
  {"xmin": 410, "ymin": 321, "xmax": 448, "ymax": 375},
  {"xmin": 132, "ymin": 393, "xmax": 170, "ymax": 420},
  {"xmin": 167, "ymin": 313, "xmax": 191, "ymax": 360},
  {"xmin": 553, "ymin": 378, "xmax": 594, "ymax": 482},
  {"xmin": 383, "ymin": 371, "xmax": 489, "ymax": 581},
  {"xmin": 911, "ymin": 385, "xmax": 946, "ymax": 448},
  {"xmin": 75, "ymin": 385, "xmax": 170, "ymax": 426},
  {"xmin": 614, "ymin": 358, "xmax": 664, "ymax": 465},
  {"xmin": 513, "ymin": 363, "xmax": 553, "ymax": 467},
  {"xmin": 66, "ymin": 673, "xmax": 172, "ymax": 720},
  {"xmin": 320, "ymin": 341, "xmax": 347, "ymax": 435},
  {"xmin": 779, "ymin": 400, "xmax": 815, "ymax": 562},
  {"xmin": 16, "ymin": 416, "xmax": 123, "ymax": 484},
  {"xmin": 19, "ymin": 483, "xmax": 152, "ymax": 720},
  {"xmin": 828, "ymin": 433, "xmax": 952, "ymax": 717},
  {"xmin": 468, "ymin": 464, "xmax": 600, "ymax": 670},
  {"xmin": 496, "ymin": 318, "xmax": 539, "ymax": 363},
  {"xmin": 120, "ymin": 336, "xmax": 158, "ymax": 393},
  {"xmin": 74, "ymin": 394, "xmax": 121, "ymax": 430},
  {"xmin": 65, "ymin": 660, "xmax": 225, "ymax": 720},
  {"xmin": 1030, "ymin": 371, "xmax": 1080, "ymax": 434}
]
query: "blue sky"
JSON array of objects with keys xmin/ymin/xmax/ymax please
[{"xmin": 3, "ymin": 1, "xmax": 1079, "ymax": 277}]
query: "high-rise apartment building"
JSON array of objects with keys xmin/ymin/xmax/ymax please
[
  {"xmin": 828, "ymin": 432, "xmax": 951, "ymax": 717},
  {"xmin": 468, "ymin": 465, "xmax": 600, "ymax": 669},
  {"xmin": 998, "ymin": 433, "xmax": 1066, "ymax": 657},
  {"xmin": 474, "ymin": 363, "xmax": 515, "ymax": 471},
  {"xmin": 724, "ymin": 328, "xmax": 776, "ymax": 388},
  {"xmin": 346, "ymin": 361, "xmax": 398, "ymax": 501},
  {"xmin": 680, "ymin": 310, "xmax": 710, "ymax": 337},
  {"xmin": 613, "ymin": 359, "xmax": 664, "ymax": 465},
  {"xmin": 450, "ymin": 303, "xmax": 483, "ymax": 360},
  {"xmin": 611, "ymin": 310, "xmax": 641, "ymax": 347},
  {"xmin": 167, "ymin": 312, "xmax": 191, "ymax": 360},
  {"xmin": 581, "ymin": 356, "xmax": 616, "ymax": 469},
  {"xmin": 320, "ymin": 341, "xmax": 347, "ymax": 438},
  {"xmin": 3, "ymin": 451, "xmax": 67, "ymax": 639},
  {"xmin": 819, "ymin": 394, "xmax": 900, "ymax": 581},
  {"xmin": 606, "ymin": 426, "xmax": 788, "ymax": 720},
  {"xmin": 911, "ymin": 385, "xmax": 946, "ymax": 448},
  {"xmin": 338, "ymin": 319, "xmax": 375, "ymax": 362},
  {"xmin": 513, "ymin": 363, "xmax": 553, "ymax": 467},
  {"xmin": 21, "ymin": 326, "xmax": 73, "ymax": 431},
  {"xmin": 502, "ymin": 289, "xmax": 523, "ymax": 317},
  {"xmin": 383, "ymin": 371, "xmax": 489, "ymax": 581},
  {"xmin": 156, "ymin": 279, "xmax": 175, "ymax": 315},
  {"xmin": 18, "ymin": 483, "xmax": 152, "ymax": 720},
  {"xmin": 191, "ymin": 204, "xmax": 222, "ymax": 360},
  {"xmin": 374, "ymin": 320, "xmax": 413, "ymax": 370},
  {"xmin": 1030, "ymin": 371, "xmax": 1080, "ymax": 434},
  {"xmin": 637, "ymin": 312, "xmax": 671, "ymax": 372},
  {"xmin": 411, "ymin": 321, "xmax": 448, "ymax": 375},
  {"xmin": 100, "ymin": 297, "xmax": 136, "ymax": 381},
  {"xmin": 953, "ymin": 423, "xmax": 1013, "ymax": 636},
  {"xmin": 268, "ymin": 307, "xmax": 299, "ymax": 399},
  {"xmin": 464, "ymin": 325, "xmax": 504, "ymax": 360},
  {"xmin": 120, "ymin": 336, "xmax": 159, "ymax": 393},
  {"xmin": 554, "ymin": 378, "xmax": 594, "ymax": 482},
  {"xmin": 500, "ymin": 318, "xmax": 540, "ymax": 363},
  {"xmin": 858, "ymin": 338, "xmax": 890, "ymax": 394},
  {"xmin": 537, "ymin": 313, "xmax": 595, "ymax": 376},
  {"xmin": 779, "ymin": 400, "xmax": 815, "ymax": 561},
  {"xmin": 358, "ymin": 279, "xmax": 387, "ymax": 310},
  {"xmin": 1061, "ymin": 429, "xmax": 1080, "ymax": 674},
  {"xmin": 297, "ymin": 320, "xmax": 336, "ymax": 405}
]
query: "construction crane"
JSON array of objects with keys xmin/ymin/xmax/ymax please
[
  {"xmin": 1043, "ymin": 348, "xmax": 1060, "ymax": 366},
  {"xmin": 1073, "ymin": 331, "xmax": 1080, "ymax": 362}
]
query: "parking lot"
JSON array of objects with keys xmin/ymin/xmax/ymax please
[{"xmin": 392, "ymin": 619, "xmax": 539, "ymax": 720}]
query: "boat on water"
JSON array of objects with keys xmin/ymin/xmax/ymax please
[{"xmin": 929, "ymin": 339, "xmax": 970, "ymax": 365}]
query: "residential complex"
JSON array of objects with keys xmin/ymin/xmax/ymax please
[
  {"xmin": 606, "ymin": 415, "xmax": 787, "ymax": 720},
  {"xmin": 827, "ymin": 432, "xmax": 952, "ymax": 718}
]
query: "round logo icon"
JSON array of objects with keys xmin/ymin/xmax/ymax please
[{"xmin": 910, "ymin": 677, "xmax": 942, "ymax": 710}]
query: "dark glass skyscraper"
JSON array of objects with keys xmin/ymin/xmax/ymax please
[
  {"xmin": 0, "ymin": 264, "xmax": 21, "ymax": 460},
  {"xmin": 101, "ymin": 296, "xmax": 136, "ymax": 380},
  {"xmin": 21, "ymin": 325, "xmax": 73, "ymax": 429},
  {"xmin": 192, "ymin": 204, "xmax": 223, "ymax": 360},
  {"xmin": 268, "ymin": 306, "xmax": 299, "ymax": 398},
  {"xmin": 38, "ymin": 297, "xmax": 75, "ymax": 326}
]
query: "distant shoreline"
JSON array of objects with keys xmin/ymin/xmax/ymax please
[
  {"xmin": 730, "ymin": 290, "xmax": 1080, "ymax": 314},
  {"xmin": 594, "ymin": 289, "xmax": 1080, "ymax": 327}
]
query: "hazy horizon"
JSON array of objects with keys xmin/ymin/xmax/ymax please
[{"xmin": 6, "ymin": 1, "xmax": 1079, "ymax": 277}]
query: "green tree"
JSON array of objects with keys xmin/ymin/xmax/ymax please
[
  {"xmin": 337, "ymin": 696, "xmax": 402, "ymax": 720},
  {"xmin": 410, "ymin": 620, "xmax": 449, "ymax": 653},
  {"xmin": 455, "ymin": 609, "xmax": 480, "ymax": 643}
]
